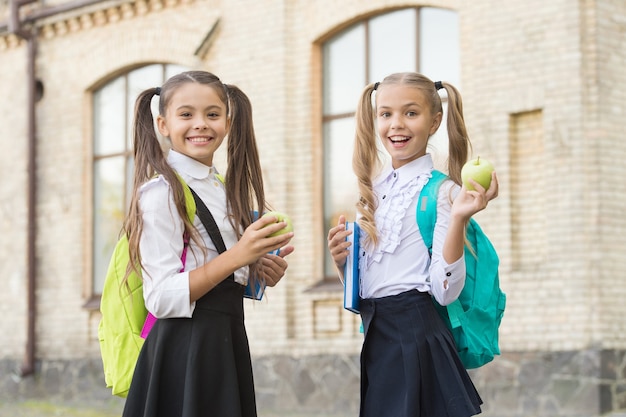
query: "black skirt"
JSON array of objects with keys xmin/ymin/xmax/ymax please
[
  {"xmin": 359, "ymin": 289, "xmax": 482, "ymax": 417},
  {"xmin": 122, "ymin": 279, "xmax": 256, "ymax": 417}
]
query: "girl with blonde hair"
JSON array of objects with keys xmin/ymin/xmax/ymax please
[{"xmin": 328, "ymin": 72, "xmax": 498, "ymax": 417}]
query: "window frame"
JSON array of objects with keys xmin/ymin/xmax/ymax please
[
  {"xmin": 317, "ymin": 7, "xmax": 459, "ymax": 286},
  {"xmin": 84, "ymin": 63, "xmax": 187, "ymax": 310}
]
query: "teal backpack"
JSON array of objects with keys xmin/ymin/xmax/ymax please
[{"xmin": 417, "ymin": 170, "xmax": 506, "ymax": 369}]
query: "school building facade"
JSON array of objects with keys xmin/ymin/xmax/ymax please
[{"xmin": 1, "ymin": 0, "xmax": 625, "ymax": 415}]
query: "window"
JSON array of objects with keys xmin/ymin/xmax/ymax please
[
  {"xmin": 92, "ymin": 63, "xmax": 188, "ymax": 297},
  {"xmin": 322, "ymin": 7, "xmax": 459, "ymax": 278}
]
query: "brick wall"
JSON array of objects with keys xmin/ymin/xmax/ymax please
[
  {"xmin": 2, "ymin": 0, "xmax": 626, "ymax": 414},
  {"xmin": 462, "ymin": 0, "xmax": 626, "ymax": 354}
]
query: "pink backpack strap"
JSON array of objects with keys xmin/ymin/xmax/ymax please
[
  {"xmin": 140, "ymin": 237, "xmax": 189, "ymax": 339},
  {"xmin": 140, "ymin": 313, "xmax": 157, "ymax": 339}
]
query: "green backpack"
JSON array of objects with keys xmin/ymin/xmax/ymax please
[
  {"xmin": 417, "ymin": 170, "xmax": 506, "ymax": 369},
  {"xmin": 97, "ymin": 177, "xmax": 196, "ymax": 397}
]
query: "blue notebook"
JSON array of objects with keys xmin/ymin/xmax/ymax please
[
  {"xmin": 244, "ymin": 248, "xmax": 280, "ymax": 300},
  {"xmin": 343, "ymin": 222, "xmax": 360, "ymax": 314},
  {"xmin": 244, "ymin": 278, "xmax": 266, "ymax": 300}
]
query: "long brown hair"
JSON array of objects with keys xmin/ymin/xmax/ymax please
[
  {"xmin": 123, "ymin": 70, "xmax": 266, "ymax": 287},
  {"xmin": 353, "ymin": 72, "xmax": 471, "ymax": 248}
]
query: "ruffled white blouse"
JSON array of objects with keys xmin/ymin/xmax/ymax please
[{"xmin": 358, "ymin": 154, "xmax": 466, "ymax": 305}]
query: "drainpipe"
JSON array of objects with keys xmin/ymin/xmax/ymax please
[
  {"xmin": 22, "ymin": 36, "xmax": 37, "ymax": 378},
  {"xmin": 2, "ymin": 0, "xmax": 122, "ymax": 378},
  {"xmin": 9, "ymin": 0, "xmax": 38, "ymax": 378}
]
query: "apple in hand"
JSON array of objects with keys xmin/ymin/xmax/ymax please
[
  {"xmin": 461, "ymin": 156, "xmax": 495, "ymax": 191},
  {"xmin": 262, "ymin": 211, "xmax": 294, "ymax": 237}
]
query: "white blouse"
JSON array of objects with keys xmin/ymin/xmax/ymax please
[
  {"xmin": 138, "ymin": 150, "xmax": 248, "ymax": 319},
  {"xmin": 358, "ymin": 154, "xmax": 466, "ymax": 306}
]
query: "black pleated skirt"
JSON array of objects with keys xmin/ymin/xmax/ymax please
[
  {"xmin": 122, "ymin": 279, "xmax": 256, "ymax": 417},
  {"xmin": 359, "ymin": 289, "xmax": 482, "ymax": 417}
]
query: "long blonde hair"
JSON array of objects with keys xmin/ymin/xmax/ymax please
[
  {"xmin": 123, "ymin": 71, "xmax": 267, "ymax": 288},
  {"xmin": 353, "ymin": 72, "xmax": 470, "ymax": 248}
]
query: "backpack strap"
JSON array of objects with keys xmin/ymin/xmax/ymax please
[
  {"xmin": 192, "ymin": 172, "xmax": 228, "ymax": 253},
  {"xmin": 416, "ymin": 169, "xmax": 463, "ymax": 329},
  {"xmin": 416, "ymin": 170, "xmax": 447, "ymax": 254},
  {"xmin": 174, "ymin": 173, "xmax": 197, "ymax": 221},
  {"xmin": 188, "ymin": 187, "xmax": 227, "ymax": 254},
  {"xmin": 188, "ymin": 187, "xmax": 235, "ymax": 281}
]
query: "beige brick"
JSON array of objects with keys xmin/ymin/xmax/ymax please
[{"xmin": 0, "ymin": 0, "xmax": 625, "ymax": 363}]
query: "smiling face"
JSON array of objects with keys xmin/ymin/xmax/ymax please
[
  {"xmin": 156, "ymin": 82, "xmax": 229, "ymax": 166},
  {"xmin": 375, "ymin": 83, "xmax": 442, "ymax": 169}
]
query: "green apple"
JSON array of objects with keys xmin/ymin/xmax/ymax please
[
  {"xmin": 262, "ymin": 211, "xmax": 294, "ymax": 237},
  {"xmin": 461, "ymin": 156, "xmax": 494, "ymax": 191}
]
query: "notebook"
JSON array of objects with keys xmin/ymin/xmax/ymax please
[
  {"xmin": 244, "ymin": 278, "xmax": 265, "ymax": 300},
  {"xmin": 244, "ymin": 248, "xmax": 280, "ymax": 300},
  {"xmin": 343, "ymin": 222, "xmax": 360, "ymax": 314}
]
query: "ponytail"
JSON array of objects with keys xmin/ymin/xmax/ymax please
[
  {"xmin": 353, "ymin": 83, "xmax": 382, "ymax": 249},
  {"xmin": 223, "ymin": 84, "xmax": 266, "ymax": 237},
  {"xmin": 223, "ymin": 83, "xmax": 266, "ymax": 285},
  {"xmin": 437, "ymin": 81, "xmax": 471, "ymax": 185}
]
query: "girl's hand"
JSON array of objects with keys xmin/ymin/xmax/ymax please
[
  {"xmin": 233, "ymin": 215, "xmax": 294, "ymax": 267},
  {"xmin": 257, "ymin": 245, "xmax": 295, "ymax": 287},
  {"xmin": 452, "ymin": 171, "xmax": 499, "ymax": 220},
  {"xmin": 484, "ymin": 171, "xmax": 499, "ymax": 202},
  {"xmin": 327, "ymin": 215, "xmax": 352, "ymax": 271}
]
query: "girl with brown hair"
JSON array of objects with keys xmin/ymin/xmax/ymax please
[{"xmin": 121, "ymin": 70, "xmax": 294, "ymax": 417}]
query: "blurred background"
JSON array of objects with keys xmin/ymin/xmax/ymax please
[{"xmin": 1, "ymin": 0, "xmax": 626, "ymax": 416}]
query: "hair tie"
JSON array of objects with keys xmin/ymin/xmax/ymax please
[
  {"xmin": 155, "ymin": 87, "xmax": 161, "ymax": 96},
  {"xmin": 434, "ymin": 81, "xmax": 444, "ymax": 90},
  {"xmin": 373, "ymin": 82, "xmax": 380, "ymax": 91}
]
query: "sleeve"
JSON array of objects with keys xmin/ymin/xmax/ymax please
[
  {"xmin": 138, "ymin": 176, "xmax": 196, "ymax": 318},
  {"xmin": 428, "ymin": 180, "xmax": 466, "ymax": 306}
]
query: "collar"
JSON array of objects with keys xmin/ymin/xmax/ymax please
[
  {"xmin": 373, "ymin": 154, "xmax": 434, "ymax": 187},
  {"xmin": 167, "ymin": 150, "xmax": 219, "ymax": 180}
]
